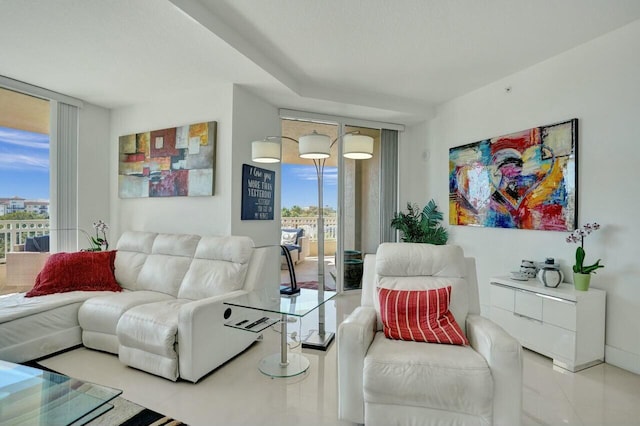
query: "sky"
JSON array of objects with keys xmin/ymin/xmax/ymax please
[
  {"xmin": 0, "ymin": 126, "xmax": 50, "ymax": 200},
  {"xmin": 0, "ymin": 128, "xmax": 331, "ymax": 207},
  {"xmin": 281, "ymin": 163, "xmax": 337, "ymax": 209}
]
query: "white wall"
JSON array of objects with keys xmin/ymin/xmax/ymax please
[
  {"xmin": 109, "ymin": 84, "xmax": 234, "ymax": 238},
  {"xmin": 230, "ymin": 85, "xmax": 280, "ymax": 247},
  {"xmin": 398, "ymin": 121, "xmax": 429, "ymax": 209},
  {"xmin": 108, "ymin": 83, "xmax": 281, "ymax": 255},
  {"xmin": 415, "ymin": 20, "xmax": 640, "ymax": 373},
  {"xmin": 78, "ymin": 102, "xmax": 111, "ymax": 246}
]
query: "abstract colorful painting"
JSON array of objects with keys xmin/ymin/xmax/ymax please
[
  {"xmin": 449, "ymin": 119, "xmax": 577, "ymax": 231},
  {"xmin": 118, "ymin": 121, "xmax": 216, "ymax": 198}
]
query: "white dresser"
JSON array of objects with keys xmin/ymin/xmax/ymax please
[{"xmin": 490, "ymin": 276, "xmax": 606, "ymax": 372}]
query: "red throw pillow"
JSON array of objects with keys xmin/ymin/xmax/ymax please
[
  {"xmin": 378, "ymin": 286, "xmax": 469, "ymax": 345},
  {"xmin": 26, "ymin": 251, "xmax": 121, "ymax": 297}
]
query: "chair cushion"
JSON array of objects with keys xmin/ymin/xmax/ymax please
[
  {"xmin": 281, "ymin": 230, "xmax": 298, "ymax": 245},
  {"xmin": 281, "ymin": 244, "xmax": 301, "ymax": 253},
  {"xmin": 177, "ymin": 236, "xmax": 253, "ymax": 300},
  {"xmin": 376, "ymin": 243, "xmax": 466, "ymax": 278},
  {"xmin": 114, "ymin": 231, "xmax": 157, "ymax": 290},
  {"xmin": 281, "ymin": 228, "xmax": 304, "ymax": 244},
  {"xmin": 374, "ymin": 243, "xmax": 469, "ymax": 330},
  {"xmin": 26, "ymin": 251, "xmax": 121, "ymax": 297},
  {"xmin": 378, "ymin": 286, "xmax": 468, "ymax": 345},
  {"xmin": 78, "ymin": 290, "xmax": 173, "ymax": 335},
  {"xmin": 364, "ymin": 332, "xmax": 492, "ymax": 420},
  {"xmin": 117, "ymin": 299, "xmax": 190, "ymax": 357},
  {"xmin": 136, "ymin": 234, "xmax": 200, "ymax": 296},
  {"xmin": 25, "ymin": 235, "xmax": 49, "ymax": 252}
]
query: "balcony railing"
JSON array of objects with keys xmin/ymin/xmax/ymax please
[
  {"xmin": 0, "ymin": 219, "xmax": 50, "ymax": 261},
  {"xmin": 1, "ymin": 217, "xmax": 336, "ymax": 261},
  {"xmin": 281, "ymin": 216, "xmax": 337, "ymax": 241}
]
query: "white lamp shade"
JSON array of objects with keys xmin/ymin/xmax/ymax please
[
  {"xmin": 299, "ymin": 132, "xmax": 331, "ymax": 159},
  {"xmin": 343, "ymin": 134, "xmax": 374, "ymax": 159},
  {"xmin": 252, "ymin": 140, "xmax": 281, "ymax": 163}
]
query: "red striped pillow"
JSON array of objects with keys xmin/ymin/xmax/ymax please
[{"xmin": 378, "ymin": 286, "xmax": 469, "ymax": 345}]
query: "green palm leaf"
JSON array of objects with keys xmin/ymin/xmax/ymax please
[{"xmin": 391, "ymin": 199, "xmax": 448, "ymax": 245}]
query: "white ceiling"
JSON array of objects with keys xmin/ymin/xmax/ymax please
[{"xmin": 1, "ymin": 0, "xmax": 639, "ymax": 125}]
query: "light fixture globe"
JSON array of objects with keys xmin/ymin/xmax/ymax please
[
  {"xmin": 252, "ymin": 140, "xmax": 281, "ymax": 163},
  {"xmin": 343, "ymin": 134, "xmax": 374, "ymax": 159},
  {"xmin": 298, "ymin": 131, "xmax": 331, "ymax": 159}
]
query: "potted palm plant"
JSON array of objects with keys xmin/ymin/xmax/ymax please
[{"xmin": 390, "ymin": 199, "xmax": 448, "ymax": 245}]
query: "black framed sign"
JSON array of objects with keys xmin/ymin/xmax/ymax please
[{"xmin": 241, "ymin": 164, "xmax": 275, "ymax": 220}]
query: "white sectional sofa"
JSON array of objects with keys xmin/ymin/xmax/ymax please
[{"xmin": 0, "ymin": 231, "xmax": 276, "ymax": 382}]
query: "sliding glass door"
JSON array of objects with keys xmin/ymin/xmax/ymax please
[
  {"xmin": 338, "ymin": 125, "xmax": 381, "ymax": 291},
  {"xmin": 279, "ymin": 113, "xmax": 398, "ymax": 293}
]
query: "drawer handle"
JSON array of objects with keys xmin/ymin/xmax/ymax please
[
  {"xmin": 492, "ymin": 282, "xmax": 576, "ymax": 304},
  {"xmin": 513, "ymin": 288, "xmax": 575, "ymax": 304},
  {"xmin": 513, "ymin": 312, "xmax": 543, "ymax": 324},
  {"xmin": 534, "ymin": 292, "xmax": 576, "ymax": 305}
]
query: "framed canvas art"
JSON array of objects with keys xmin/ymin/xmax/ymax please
[
  {"xmin": 118, "ymin": 121, "xmax": 217, "ymax": 198},
  {"xmin": 241, "ymin": 164, "xmax": 275, "ymax": 220},
  {"xmin": 449, "ymin": 119, "xmax": 577, "ymax": 231}
]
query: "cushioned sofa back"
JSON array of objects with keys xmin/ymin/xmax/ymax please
[
  {"xmin": 135, "ymin": 233, "xmax": 201, "ymax": 296},
  {"xmin": 178, "ymin": 236, "xmax": 254, "ymax": 300},
  {"xmin": 115, "ymin": 231, "xmax": 158, "ymax": 290},
  {"xmin": 372, "ymin": 243, "xmax": 469, "ymax": 331}
]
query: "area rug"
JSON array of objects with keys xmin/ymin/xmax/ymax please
[
  {"xmin": 21, "ymin": 361, "xmax": 187, "ymax": 425},
  {"xmin": 86, "ymin": 397, "xmax": 185, "ymax": 426}
]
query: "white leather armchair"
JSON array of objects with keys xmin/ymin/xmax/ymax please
[{"xmin": 338, "ymin": 243, "xmax": 522, "ymax": 426}]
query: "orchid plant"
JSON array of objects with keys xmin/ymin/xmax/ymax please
[
  {"xmin": 566, "ymin": 223, "xmax": 604, "ymax": 274},
  {"xmin": 89, "ymin": 220, "xmax": 109, "ymax": 251}
]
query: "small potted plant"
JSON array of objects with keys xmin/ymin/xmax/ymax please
[
  {"xmin": 566, "ymin": 222, "xmax": 604, "ymax": 291},
  {"xmin": 390, "ymin": 199, "xmax": 448, "ymax": 245},
  {"xmin": 90, "ymin": 220, "xmax": 110, "ymax": 251}
]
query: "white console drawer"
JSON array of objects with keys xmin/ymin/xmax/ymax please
[
  {"xmin": 490, "ymin": 275, "xmax": 605, "ymax": 372},
  {"xmin": 545, "ymin": 322, "xmax": 577, "ymax": 362},
  {"xmin": 490, "ymin": 284, "xmax": 514, "ymax": 311},
  {"xmin": 514, "ymin": 290, "xmax": 542, "ymax": 321},
  {"xmin": 543, "ymin": 297, "xmax": 577, "ymax": 331},
  {"xmin": 493, "ymin": 305, "xmax": 576, "ymax": 362}
]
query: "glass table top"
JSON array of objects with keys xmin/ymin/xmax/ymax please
[
  {"xmin": 224, "ymin": 288, "xmax": 337, "ymax": 318},
  {"xmin": 0, "ymin": 360, "xmax": 122, "ymax": 426}
]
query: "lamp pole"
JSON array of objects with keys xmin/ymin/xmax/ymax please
[
  {"xmin": 252, "ymin": 130, "xmax": 373, "ymax": 351},
  {"xmin": 301, "ymin": 157, "xmax": 334, "ymax": 350},
  {"xmin": 316, "ymin": 158, "xmax": 325, "ymax": 299}
]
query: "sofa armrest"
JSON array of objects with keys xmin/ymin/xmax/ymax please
[
  {"xmin": 466, "ymin": 314, "xmax": 523, "ymax": 426},
  {"xmin": 338, "ymin": 305, "xmax": 377, "ymax": 424},
  {"xmin": 298, "ymin": 236, "xmax": 309, "ymax": 261},
  {"xmin": 177, "ymin": 290, "xmax": 251, "ymax": 382}
]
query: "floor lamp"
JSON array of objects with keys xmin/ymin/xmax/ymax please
[{"xmin": 252, "ymin": 130, "xmax": 374, "ymax": 350}]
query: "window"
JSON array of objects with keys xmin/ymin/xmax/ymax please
[
  {"xmin": 0, "ymin": 87, "xmax": 50, "ymax": 259},
  {"xmin": 0, "ymin": 77, "xmax": 82, "ymax": 253}
]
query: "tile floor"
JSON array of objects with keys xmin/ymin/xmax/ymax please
[
  {"xmin": 39, "ymin": 291, "xmax": 640, "ymax": 426},
  {"xmin": 282, "ymin": 256, "xmax": 336, "ymax": 285}
]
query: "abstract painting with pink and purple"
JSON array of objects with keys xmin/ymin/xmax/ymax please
[{"xmin": 449, "ymin": 119, "xmax": 577, "ymax": 231}]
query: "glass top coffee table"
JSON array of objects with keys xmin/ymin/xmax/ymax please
[
  {"xmin": 224, "ymin": 288, "xmax": 336, "ymax": 377},
  {"xmin": 0, "ymin": 360, "xmax": 122, "ymax": 425}
]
